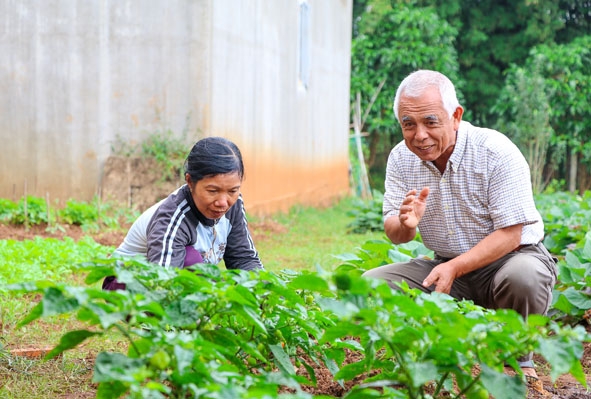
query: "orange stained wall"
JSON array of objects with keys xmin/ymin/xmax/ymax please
[{"xmin": 241, "ymin": 153, "xmax": 350, "ymax": 216}]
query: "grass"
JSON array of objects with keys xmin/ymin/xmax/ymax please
[
  {"xmin": 0, "ymin": 195, "xmax": 386, "ymax": 398},
  {"xmin": 249, "ymin": 196, "xmax": 386, "ymax": 272}
]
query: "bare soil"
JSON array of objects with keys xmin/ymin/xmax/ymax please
[{"xmin": 1, "ymin": 223, "xmax": 590, "ymax": 398}]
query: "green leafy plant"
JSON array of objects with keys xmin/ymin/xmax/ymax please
[
  {"xmin": 0, "ymin": 198, "xmax": 17, "ymax": 223},
  {"xmin": 8, "ymin": 251, "xmax": 588, "ymax": 398},
  {"xmin": 9, "ymin": 258, "xmax": 339, "ymax": 398},
  {"xmin": 140, "ymin": 130, "xmax": 188, "ymax": 182},
  {"xmin": 0, "ymin": 236, "xmax": 113, "ymax": 286},
  {"xmin": 346, "ymin": 190, "xmax": 385, "ymax": 234},
  {"xmin": 535, "ymin": 191, "xmax": 591, "ymax": 255},
  {"xmin": 327, "ymin": 282, "xmax": 587, "ymax": 399},
  {"xmin": 10, "ymin": 196, "xmax": 53, "ymax": 226},
  {"xmin": 551, "ymin": 231, "xmax": 591, "ymax": 324},
  {"xmin": 110, "ymin": 130, "xmax": 189, "ymax": 182},
  {"xmin": 334, "ymin": 237, "xmax": 433, "ymax": 274},
  {"xmin": 59, "ymin": 199, "xmax": 99, "ymax": 226}
]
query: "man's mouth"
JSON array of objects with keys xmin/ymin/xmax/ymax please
[{"xmin": 416, "ymin": 144, "xmax": 434, "ymax": 151}]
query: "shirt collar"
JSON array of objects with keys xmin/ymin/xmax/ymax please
[{"xmin": 419, "ymin": 120, "xmax": 468, "ymax": 173}]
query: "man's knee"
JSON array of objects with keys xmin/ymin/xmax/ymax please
[
  {"xmin": 496, "ymin": 256, "xmax": 553, "ymax": 291},
  {"xmin": 494, "ymin": 255, "xmax": 554, "ymax": 315}
]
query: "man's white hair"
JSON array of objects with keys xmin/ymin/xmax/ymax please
[{"xmin": 393, "ymin": 70, "xmax": 460, "ymax": 122}]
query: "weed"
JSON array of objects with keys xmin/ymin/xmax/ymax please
[
  {"xmin": 59, "ymin": 199, "xmax": 99, "ymax": 226},
  {"xmin": 111, "ymin": 129, "xmax": 190, "ymax": 182}
]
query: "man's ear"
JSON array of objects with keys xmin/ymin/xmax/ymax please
[
  {"xmin": 185, "ymin": 173, "xmax": 192, "ymax": 185},
  {"xmin": 452, "ymin": 106, "xmax": 464, "ymax": 130}
]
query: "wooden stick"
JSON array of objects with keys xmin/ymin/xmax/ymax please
[
  {"xmin": 24, "ymin": 179, "xmax": 28, "ymax": 229},
  {"xmin": 46, "ymin": 192, "xmax": 51, "ymax": 227}
]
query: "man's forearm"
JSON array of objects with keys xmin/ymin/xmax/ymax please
[
  {"xmin": 444, "ymin": 224, "xmax": 523, "ymax": 278},
  {"xmin": 384, "ymin": 216, "xmax": 416, "ymax": 244}
]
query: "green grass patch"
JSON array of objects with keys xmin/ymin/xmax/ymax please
[
  {"xmin": 250, "ymin": 196, "xmax": 386, "ymax": 272},
  {"xmin": 0, "ymin": 236, "xmax": 114, "ymax": 286}
]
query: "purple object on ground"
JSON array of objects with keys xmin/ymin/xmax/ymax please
[
  {"xmin": 184, "ymin": 245, "xmax": 204, "ymax": 266},
  {"xmin": 103, "ymin": 246, "xmax": 204, "ymax": 291}
]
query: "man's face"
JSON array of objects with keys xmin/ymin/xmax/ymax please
[{"xmin": 398, "ymin": 87, "xmax": 462, "ymax": 167}]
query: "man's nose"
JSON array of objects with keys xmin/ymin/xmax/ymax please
[{"xmin": 415, "ymin": 124, "xmax": 429, "ymax": 141}]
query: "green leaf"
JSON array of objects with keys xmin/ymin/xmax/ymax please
[
  {"xmin": 583, "ymin": 232, "xmax": 591, "ymax": 259},
  {"xmin": 93, "ymin": 352, "xmax": 144, "ymax": 383},
  {"xmin": 269, "ymin": 344, "xmax": 295, "ymax": 375},
  {"xmin": 44, "ymin": 330, "xmax": 102, "ymax": 360},
  {"xmin": 334, "ymin": 360, "xmax": 368, "ymax": 380},
  {"xmin": 539, "ymin": 337, "xmax": 584, "ymax": 382},
  {"xmin": 225, "ymin": 285, "xmax": 257, "ymax": 307},
  {"xmin": 234, "ymin": 305, "xmax": 267, "ymax": 334},
  {"xmin": 16, "ymin": 301, "xmax": 43, "ymax": 328},
  {"xmin": 289, "ymin": 274, "xmax": 330, "ymax": 291},
  {"xmin": 562, "ymin": 288, "xmax": 591, "ymax": 310},
  {"xmin": 42, "ymin": 287, "xmax": 80, "ymax": 316},
  {"xmin": 406, "ymin": 361, "xmax": 438, "ymax": 388},
  {"xmin": 480, "ymin": 364, "xmax": 526, "ymax": 398},
  {"xmin": 96, "ymin": 380, "xmax": 129, "ymax": 399}
]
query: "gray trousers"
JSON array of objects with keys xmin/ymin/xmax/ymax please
[{"xmin": 362, "ymin": 242, "xmax": 557, "ymax": 366}]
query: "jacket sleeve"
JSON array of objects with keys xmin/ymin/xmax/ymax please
[
  {"xmin": 223, "ymin": 196, "xmax": 264, "ymax": 271},
  {"xmin": 145, "ymin": 199, "xmax": 194, "ymax": 268}
]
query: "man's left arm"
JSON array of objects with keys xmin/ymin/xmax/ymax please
[{"xmin": 423, "ymin": 223, "xmax": 523, "ymax": 293}]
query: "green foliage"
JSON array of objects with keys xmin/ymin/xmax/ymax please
[
  {"xmin": 9, "ymin": 196, "xmax": 53, "ymax": 225},
  {"xmin": 530, "ymin": 36, "xmax": 591, "ymax": 162},
  {"xmin": 412, "ymin": 0, "xmax": 571, "ymax": 125},
  {"xmin": 346, "ymin": 191, "xmax": 385, "ymax": 233},
  {"xmin": 0, "ymin": 195, "xmax": 55, "ymax": 225},
  {"xmin": 551, "ymin": 230, "xmax": 591, "ymax": 323},
  {"xmin": 140, "ymin": 130, "xmax": 188, "ymax": 181},
  {"xmin": 0, "ymin": 195, "xmax": 139, "ymax": 233},
  {"xmin": 493, "ymin": 55, "xmax": 554, "ymax": 193},
  {"xmin": 59, "ymin": 199, "xmax": 99, "ymax": 226},
  {"xmin": 335, "ymin": 238, "xmax": 433, "ymax": 276},
  {"xmin": 8, "ymin": 254, "xmax": 588, "ymax": 398},
  {"xmin": 493, "ymin": 35, "xmax": 591, "ymax": 191},
  {"xmin": 111, "ymin": 130, "xmax": 189, "ymax": 182},
  {"xmin": 535, "ymin": 191, "xmax": 591, "ymax": 255},
  {"xmin": 0, "ymin": 236, "xmax": 113, "ymax": 286},
  {"xmin": 350, "ymin": 0, "xmax": 461, "ymax": 187},
  {"xmin": 0, "ymin": 198, "xmax": 17, "ymax": 223}
]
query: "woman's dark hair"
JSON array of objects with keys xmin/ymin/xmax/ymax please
[{"xmin": 184, "ymin": 137, "xmax": 245, "ymax": 182}]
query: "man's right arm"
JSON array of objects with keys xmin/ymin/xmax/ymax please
[
  {"xmin": 384, "ymin": 214, "xmax": 417, "ymax": 244},
  {"xmin": 384, "ymin": 187, "xmax": 429, "ymax": 244}
]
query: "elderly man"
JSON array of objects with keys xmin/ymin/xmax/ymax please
[{"xmin": 363, "ymin": 70, "xmax": 557, "ymax": 382}]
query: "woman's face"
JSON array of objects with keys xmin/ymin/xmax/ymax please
[{"xmin": 187, "ymin": 172, "xmax": 242, "ymax": 220}]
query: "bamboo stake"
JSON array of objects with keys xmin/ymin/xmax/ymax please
[
  {"xmin": 24, "ymin": 179, "xmax": 28, "ymax": 229},
  {"xmin": 353, "ymin": 92, "xmax": 372, "ymax": 200},
  {"xmin": 45, "ymin": 192, "xmax": 50, "ymax": 228}
]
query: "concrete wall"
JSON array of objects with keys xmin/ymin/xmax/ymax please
[{"xmin": 0, "ymin": 0, "xmax": 352, "ymax": 215}]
